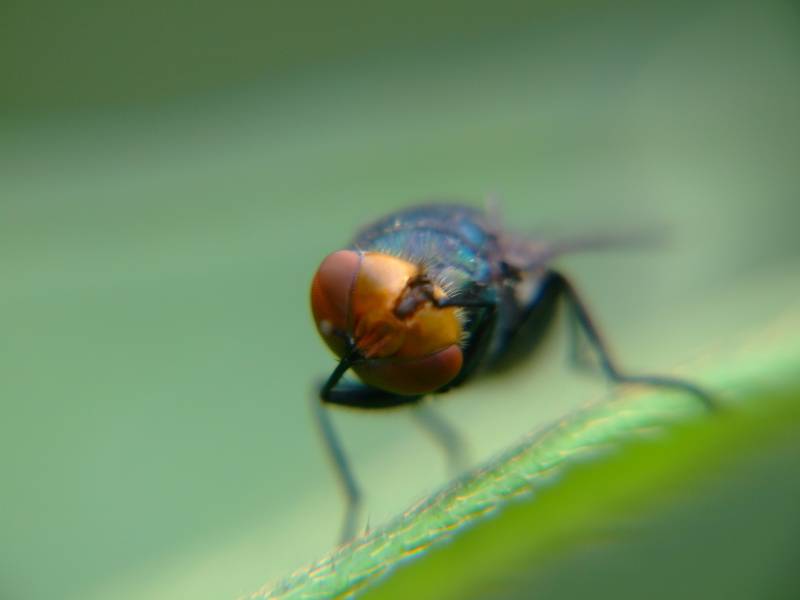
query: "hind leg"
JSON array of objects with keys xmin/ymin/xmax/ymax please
[{"xmin": 510, "ymin": 270, "xmax": 717, "ymax": 411}]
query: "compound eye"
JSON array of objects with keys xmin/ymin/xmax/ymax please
[
  {"xmin": 310, "ymin": 250, "xmax": 361, "ymax": 357},
  {"xmin": 311, "ymin": 250, "xmax": 465, "ymax": 395},
  {"xmin": 352, "ymin": 344, "xmax": 463, "ymax": 395}
]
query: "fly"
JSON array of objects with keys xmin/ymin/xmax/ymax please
[{"xmin": 309, "ymin": 202, "xmax": 715, "ymax": 543}]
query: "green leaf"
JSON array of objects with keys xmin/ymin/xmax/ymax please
[{"xmin": 251, "ymin": 324, "xmax": 800, "ymax": 600}]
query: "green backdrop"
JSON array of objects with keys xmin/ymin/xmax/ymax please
[{"xmin": 1, "ymin": 0, "xmax": 798, "ymax": 598}]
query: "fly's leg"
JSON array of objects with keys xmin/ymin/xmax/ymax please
[
  {"xmin": 315, "ymin": 358, "xmax": 423, "ymax": 544},
  {"xmin": 567, "ymin": 306, "xmax": 596, "ymax": 373},
  {"xmin": 312, "ymin": 397, "xmax": 361, "ymax": 544},
  {"xmin": 544, "ymin": 270, "xmax": 717, "ymax": 412},
  {"xmin": 409, "ymin": 402, "xmax": 469, "ymax": 477}
]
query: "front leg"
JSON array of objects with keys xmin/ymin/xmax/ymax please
[{"xmin": 314, "ymin": 359, "xmax": 423, "ymax": 544}]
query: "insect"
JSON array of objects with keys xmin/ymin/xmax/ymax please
[{"xmin": 310, "ymin": 202, "xmax": 715, "ymax": 542}]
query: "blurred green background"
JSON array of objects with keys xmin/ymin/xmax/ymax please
[{"xmin": 1, "ymin": 0, "xmax": 798, "ymax": 598}]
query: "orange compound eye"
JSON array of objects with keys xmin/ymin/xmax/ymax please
[
  {"xmin": 310, "ymin": 250, "xmax": 362, "ymax": 357},
  {"xmin": 352, "ymin": 344, "xmax": 463, "ymax": 395},
  {"xmin": 311, "ymin": 250, "xmax": 465, "ymax": 394}
]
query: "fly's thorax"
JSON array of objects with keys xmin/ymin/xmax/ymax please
[{"xmin": 310, "ymin": 249, "xmax": 465, "ymax": 394}]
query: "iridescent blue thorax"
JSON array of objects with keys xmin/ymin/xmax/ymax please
[{"xmin": 352, "ymin": 204, "xmax": 499, "ymax": 287}]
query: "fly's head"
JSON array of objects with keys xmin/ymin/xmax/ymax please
[{"xmin": 310, "ymin": 250, "xmax": 463, "ymax": 394}]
